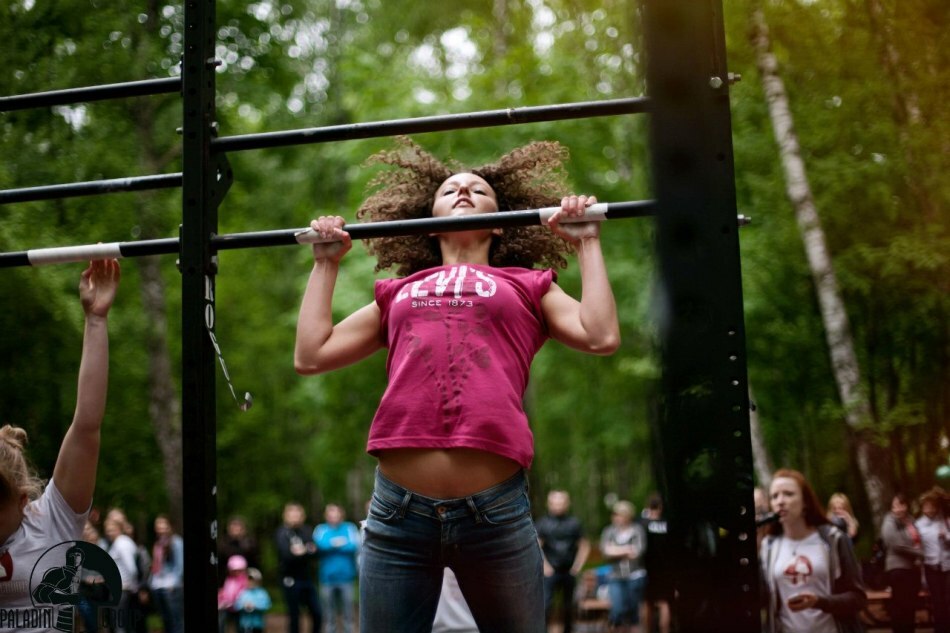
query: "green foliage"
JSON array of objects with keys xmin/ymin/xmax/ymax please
[
  {"xmin": 727, "ymin": 0, "xmax": 948, "ymax": 532},
  {"xmin": 2, "ymin": 0, "xmax": 946, "ymax": 558}
]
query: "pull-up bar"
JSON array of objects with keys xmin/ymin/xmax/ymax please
[
  {"xmin": 0, "ymin": 96, "xmax": 648, "ymax": 205},
  {"xmin": 0, "ymin": 200, "xmax": 655, "ymax": 268},
  {"xmin": 0, "ymin": 173, "xmax": 183, "ymax": 205},
  {"xmin": 214, "ymin": 97, "xmax": 650, "ymax": 153},
  {"xmin": 0, "ymin": 77, "xmax": 181, "ymax": 112}
]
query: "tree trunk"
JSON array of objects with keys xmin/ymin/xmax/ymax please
[
  {"xmin": 492, "ymin": 0, "xmax": 509, "ymax": 100},
  {"xmin": 747, "ymin": 387, "xmax": 773, "ymax": 487},
  {"xmin": 750, "ymin": 8, "xmax": 891, "ymax": 524},
  {"xmin": 121, "ymin": 1, "xmax": 183, "ymax": 528},
  {"xmin": 138, "ymin": 253, "xmax": 183, "ymax": 527},
  {"xmin": 864, "ymin": 0, "xmax": 937, "ymax": 222}
]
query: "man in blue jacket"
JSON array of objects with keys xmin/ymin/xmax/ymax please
[{"xmin": 314, "ymin": 504, "xmax": 360, "ymax": 633}]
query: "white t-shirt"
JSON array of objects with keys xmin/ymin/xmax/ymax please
[
  {"xmin": 0, "ymin": 481, "xmax": 88, "ymax": 632},
  {"xmin": 916, "ymin": 515, "xmax": 950, "ymax": 570},
  {"xmin": 108, "ymin": 534, "xmax": 138, "ymax": 591},
  {"xmin": 771, "ymin": 531, "xmax": 837, "ymax": 633},
  {"xmin": 432, "ymin": 568, "xmax": 478, "ymax": 633}
]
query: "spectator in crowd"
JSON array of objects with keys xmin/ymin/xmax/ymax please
[
  {"xmin": 881, "ymin": 492, "xmax": 923, "ymax": 633},
  {"xmin": 600, "ymin": 500, "xmax": 647, "ymax": 633},
  {"xmin": 314, "ymin": 503, "xmax": 360, "ymax": 633},
  {"xmin": 104, "ymin": 515, "xmax": 139, "ymax": 632},
  {"xmin": 638, "ymin": 493, "xmax": 671, "ymax": 633},
  {"xmin": 104, "ymin": 508, "xmax": 150, "ymax": 633},
  {"xmin": 218, "ymin": 555, "xmax": 249, "ymax": 633},
  {"xmin": 760, "ymin": 468, "xmax": 866, "ymax": 633},
  {"xmin": 826, "ymin": 493, "xmax": 860, "ymax": 542},
  {"xmin": 150, "ymin": 514, "xmax": 184, "ymax": 633},
  {"xmin": 219, "ymin": 516, "xmax": 260, "ymax": 632},
  {"xmin": 536, "ymin": 489, "xmax": 590, "ymax": 633},
  {"xmin": 235, "ymin": 567, "xmax": 271, "ymax": 633},
  {"xmin": 219, "ymin": 515, "xmax": 260, "ymax": 586},
  {"xmin": 916, "ymin": 487, "xmax": 949, "ymax": 633},
  {"xmin": 78, "ymin": 520, "xmax": 104, "ymax": 632},
  {"xmin": 275, "ymin": 502, "xmax": 321, "ymax": 633}
]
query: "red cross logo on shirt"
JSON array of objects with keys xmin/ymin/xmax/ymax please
[{"xmin": 783, "ymin": 555, "xmax": 813, "ymax": 585}]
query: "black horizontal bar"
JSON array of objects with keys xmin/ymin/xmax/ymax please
[
  {"xmin": 0, "ymin": 238, "xmax": 180, "ymax": 269},
  {"xmin": 214, "ymin": 97, "xmax": 651, "ymax": 153},
  {"xmin": 0, "ymin": 173, "xmax": 183, "ymax": 205},
  {"xmin": 0, "ymin": 201, "xmax": 655, "ymax": 268},
  {"xmin": 212, "ymin": 200, "xmax": 657, "ymax": 251},
  {"xmin": 2, "ymin": 98, "xmax": 646, "ymax": 204},
  {"xmin": 0, "ymin": 78, "xmax": 181, "ymax": 112}
]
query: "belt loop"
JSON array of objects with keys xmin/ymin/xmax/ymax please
[
  {"xmin": 398, "ymin": 491, "xmax": 412, "ymax": 519},
  {"xmin": 465, "ymin": 496, "xmax": 483, "ymax": 524}
]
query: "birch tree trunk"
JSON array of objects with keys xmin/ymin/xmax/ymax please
[
  {"xmin": 750, "ymin": 8, "xmax": 891, "ymax": 523},
  {"xmin": 748, "ymin": 387, "xmax": 773, "ymax": 488}
]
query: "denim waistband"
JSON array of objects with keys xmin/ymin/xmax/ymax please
[{"xmin": 373, "ymin": 467, "xmax": 528, "ymax": 523}]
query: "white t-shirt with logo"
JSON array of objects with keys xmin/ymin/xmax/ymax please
[
  {"xmin": 0, "ymin": 481, "xmax": 88, "ymax": 631},
  {"xmin": 771, "ymin": 531, "xmax": 837, "ymax": 633}
]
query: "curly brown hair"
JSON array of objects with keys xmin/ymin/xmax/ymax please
[{"xmin": 356, "ymin": 137, "xmax": 576, "ymax": 276}]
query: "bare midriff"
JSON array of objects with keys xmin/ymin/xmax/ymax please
[{"xmin": 377, "ymin": 447, "xmax": 522, "ymax": 499}]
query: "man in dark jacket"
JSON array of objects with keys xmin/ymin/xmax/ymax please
[
  {"xmin": 536, "ymin": 490, "xmax": 590, "ymax": 633},
  {"xmin": 275, "ymin": 502, "xmax": 321, "ymax": 633}
]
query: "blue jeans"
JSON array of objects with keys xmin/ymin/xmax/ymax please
[
  {"xmin": 607, "ymin": 575, "xmax": 644, "ymax": 626},
  {"xmin": 360, "ymin": 469, "xmax": 544, "ymax": 633},
  {"xmin": 320, "ymin": 581, "xmax": 355, "ymax": 633},
  {"xmin": 152, "ymin": 586, "xmax": 184, "ymax": 633}
]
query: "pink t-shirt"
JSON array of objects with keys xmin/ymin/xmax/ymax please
[{"xmin": 370, "ymin": 264, "xmax": 554, "ymax": 468}]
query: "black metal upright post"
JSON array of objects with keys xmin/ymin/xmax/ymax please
[
  {"xmin": 180, "ymin": 0, "xmax": 224, "ymax": 628},
  {"xmin": 643, "ymin": 1, "xmax": 759, "ymax": 631}
]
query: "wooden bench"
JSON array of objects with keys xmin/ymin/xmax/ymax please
[
  {"xmin": 860, "ymin": 588, "xmax": 932, "ymax": 628},
  {"xmin": 574, "ymin": 598, "xmax": 611, "ymax": 633}
]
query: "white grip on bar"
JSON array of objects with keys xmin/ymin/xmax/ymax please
[
  {"xmin": 294, "ymin": 228, "xmax": 336, "ymax": 245},
  {"xmin": 27, "ymin": 242, "xmax": 123, "ymax": 266},
  {"xmin": 538, "ymin": 203, "xmax": 608, "ymax": 225}
]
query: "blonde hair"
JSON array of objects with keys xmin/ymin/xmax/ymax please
[
  {"xmin": 826, "ymin": 492, "xmax": 859, "ymax": 531},
  {"xmin": 0, "ymin": 425, "xmax": 45, "ymax": 505},
  {"xmin": 827, "ymin": 492, "xmax": 854, "ymax": 515}
]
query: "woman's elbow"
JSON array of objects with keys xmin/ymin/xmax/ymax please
[
  {"xmin": 294, "ymin": 352, "xmax": 325, "ymax": 376},
  {"xmin": 590, "ymin": 330, "xmax": 621, "ymax": 355}
]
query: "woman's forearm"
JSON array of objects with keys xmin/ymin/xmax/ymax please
[
  {"xmin": 294, "ymin": 260, "xmax": 340, "ymax": 373},
  {"xmin": 575, "ymin": 236, "xmax": 620, "ymax": 354}
]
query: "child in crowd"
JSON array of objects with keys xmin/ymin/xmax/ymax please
[
  {"xmin": 218, "ymin": 555, "xmax": 249, "ymax": 631},
  {"xmin": 236, "ymin": 567, "xmax": 272, "ymax": 633}
]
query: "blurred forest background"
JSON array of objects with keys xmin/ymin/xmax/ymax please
[{"xmin": 1, "ymin": 0, "xmax": 947, "ymax": 579}]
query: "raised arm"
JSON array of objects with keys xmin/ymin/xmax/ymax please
[
  {"xmin": 542, "ymin": 195, "xmax": 620, "ymax": 355},
  {"xmin": 53, "ymin": 259, "xmax": 120, "ymax": 513},
  {"xmin": 294, "ymin": 216, "xmax": 383, "ymax": 375}
]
